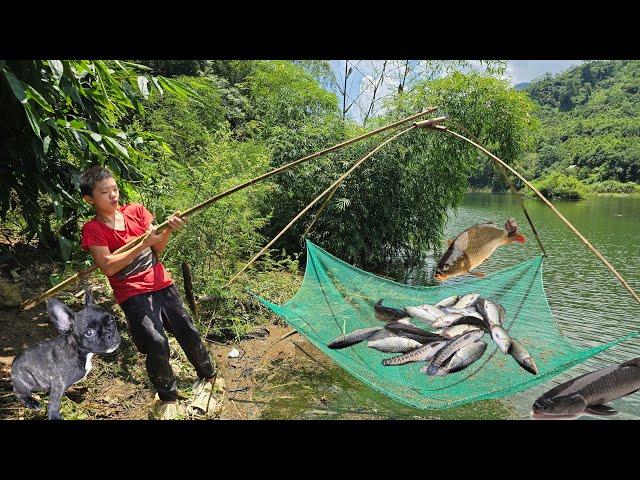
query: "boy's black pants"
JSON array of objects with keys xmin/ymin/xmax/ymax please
[{"xmin": 120, "ymin": 284, "xmax": 214, "ymax": 401}]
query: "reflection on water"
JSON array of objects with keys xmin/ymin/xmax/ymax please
[{"xmin": 259, "ymin": 193, "xmax": 640, "ymax": 419}]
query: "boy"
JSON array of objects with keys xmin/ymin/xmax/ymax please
[{"xmin": 79, "ymin": 165, "xmax": 217, "ymax": 419}]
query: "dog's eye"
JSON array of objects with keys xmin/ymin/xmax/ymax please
[{"xmin": 84, "ymin": 329, "xmax": 96, "ymax": 338}]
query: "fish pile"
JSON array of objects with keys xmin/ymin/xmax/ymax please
[{"xmin": 327, "ymin": 293, "xmax": 538, "ymax": 378}]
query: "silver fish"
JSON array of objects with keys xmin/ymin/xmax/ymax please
[
  {"xmin": 367, "ymin": 329, "xmax": 395, "ymax": 342},
  {"xmin": 508, "ymin": 338, "xmax": 538, "ymax": 375},
  {"xmin": 475, "ymin": 298, "xmax": 502, "ymax": 327},
  {"xmin": 328, "ymin": 327, "xmax": 383, "ymax": 349},
  {"xmin": 367, "ymin": 336, "xmax": 423, "ymax": 353},
  {"xmin": 435, "ymin": 295, "xmax": 460, "ymax": 308},
  {"xmin": 452, "ymin": 293, "xmax": 480, "ymax": 309},
  {"xmin": 382, "ymin": 341, "xmax": 447, "ymax": 366},
  {"xmin": 531, "ymin": 358, "xmax": 640, "ymax": 419},
  {"xmin": 490, "ymin": 325, "xmax": 512, "ymax": 354},
  {"xmin": 448, "ymin": 315, "xmax": 490, "ymax": 333},
  {"xmin": 434, "ymin": 341, "xmax": 487, "ymax": 376},
  {"xmin": 384, "ymin": 322, "xmax": 445, "ymax": 343},
  {"xmin": 431, "ymin": 313, "xmax": 464, "ymax": 328},
  {"xmin": 423, "ymin": 330, "xmax": 485, "ymax": 376},
  {"xmin": 442, "ymin": 324, "xmax": 482, "ymax": 339},
  {"xmin": 403, "ymin": 305, "xmax": 444, "ymax": 323},
  {"xmin": 443, "ymin": 307, "xmax": 484, "ymax": 320},
  {"xmin": 374, "ymin": 299, "xmax": 408, "ymax": 323}
]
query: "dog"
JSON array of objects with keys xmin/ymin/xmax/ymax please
[{"xmin": 11, "ymin": 289, "xmax": 121, "ymax": 420}]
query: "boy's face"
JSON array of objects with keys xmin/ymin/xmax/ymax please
[{"xmin": 83, "ymin": 177, "xmax": 119, "ymax": 213}]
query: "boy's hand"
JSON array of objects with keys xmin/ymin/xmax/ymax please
[
  {"xmin": 167, "ymin": 211, "xmax": 187, "ymax": 232},
  {"xmin": 142, "ymin": 225, "xmax": 168, "ymax": 248}
]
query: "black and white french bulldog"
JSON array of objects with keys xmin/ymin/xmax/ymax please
[{"xmin": 11, "ymin": 289, "xmax": 121, "ymax": 420}]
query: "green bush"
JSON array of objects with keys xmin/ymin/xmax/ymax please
[
  {"xmin": 589, "ymin": 179, "xmax": 640, "ymax": 194},
  {"xmin": 530, "ymin": 172, "xmax": 589, "ymax": 199}
]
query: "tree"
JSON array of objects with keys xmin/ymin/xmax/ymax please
[
  {"xmin": 0, "ymin": 60, "xmax": 187, "ymax": 256},
  {"xmin": 248, "ymin": 66, "xmax": 537, "ymax": 273},
  {"xmin": 330, "ymin": 60, "xmax": 507, "ymax": 124},
  {"xmin": 305, "ymin": 72, "xmax": 538, "ymax": 273}
]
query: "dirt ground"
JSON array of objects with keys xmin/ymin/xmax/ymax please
[
  {"xmin": 0, "ymin": 292, "xmax": 310, "ymax": 421},
  {"xmin": 0, "ymin": 232, "xmax": 323, "ymax": 421}
]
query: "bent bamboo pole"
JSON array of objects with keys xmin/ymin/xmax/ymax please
[
  {"xmin": 439, "ymin": 125, "xmax": 640, "ymax": 306},
  {"xmin": 20, "ymin": 108, "xmax": 437, "ymax": 311},
  {"xmin": 224, "ymin": 125, "xmax": 417, "ymax": 287}
]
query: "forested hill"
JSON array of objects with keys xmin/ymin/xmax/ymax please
[{"xmin": 524, "ymin": 60, "xmax": 640, "ymax": 183}]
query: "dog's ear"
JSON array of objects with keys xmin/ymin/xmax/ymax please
[
  {"xmin": 46, "ymin": 299, "xmax": 75, "ymax": 333},
  {"xmin": 84, "ymin": 287, "xmax": 95, "ymax": 307}
]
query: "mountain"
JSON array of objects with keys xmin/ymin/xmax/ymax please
[
  {"xmin": 524, "ymin": 60, "xmax": 640, "ymax": 183},
  {"xmin": 514, "ymin": 82, "xmax": 530, "ymax": 91}
]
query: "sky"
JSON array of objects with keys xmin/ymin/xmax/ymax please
[
  {"xmin": 506, "ymin": 60, "xmax": 583, "ymax": 85},
  {"xmin": 329, "ymin": 60, "xmax": 584, "ymax": 123}
]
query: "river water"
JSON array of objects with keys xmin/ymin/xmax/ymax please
[{"xmin": 259, "ymin": 193, "xmax": 640, "ymax": 420}]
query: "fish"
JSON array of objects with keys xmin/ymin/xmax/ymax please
[
  {"xmin": 448, "ymin": 315, "xmax": 490, "ymax": 333},
  {"xmin": 435, "ymin": 295, "xmax": 460, "ymax": 308},
  {"xmin": 403, "ymin": 304, "xmax": 445, "ymax": 323},
  {"xmin": 382, "ymin": 341, "xmax": 448, "ymax": 366},
  {"xmin": 328, "ymin": 327, "xmax": 383, "ymax": 349},
  {"xmin": 452, "ymin": 293, "xmax": 480, "ymax": 309},
  {"xmin": 508, "ymin": 339, "xmax": 538, "ymax": 375},
  {"xmin": 433, "ymin": 341, "xmax": 488, "ymax": 376},
  {"xmin": 384, "ymin": 322, "xmax": 445, "ymax": 343},
  {"xmin": 367, "ymin": 336, "xmax": 423, "ymax": 353},
  {"xmin": 431, "ymin": 313, "xmax": 465, "ymax": 329},
  {"xmin": 434, "ymin": 219, "xmax": 526, "ymax": 281},
  {"xmin": 374, "ymin": 299, "xmax": 408, "ymax": 323},
  {"xmin": 531, "ymin": 358, "xmax": 640, "ymax": 419},
  {"xmin": 489, "ymin": 325, "xmax": 512, "ymax": 354},
  {"xmin": 367, "ymin": 329, "xmax": 395, "ymax": 342},
  {"xmin": 475, "ymin": 298, "xmax": 503, "ymax": 327},
  {"xmin": 423, "ymin": 330, "xmax": 485, "ymax": 376},
  {"xmin": 441, "ymin": 324, "xmax": 483, "ymax": 339},
  {"xmin": 443, "ymin": 307, "xmax": 484, "ymax": 320}
]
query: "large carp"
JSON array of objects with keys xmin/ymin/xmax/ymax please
[{"xmin": 435, "ymin": 218, "xmax": 526, "ymax": 281}]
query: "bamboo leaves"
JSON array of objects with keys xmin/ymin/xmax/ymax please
[{"xmin": 0, "ymin": 59, "xmax": 189, "ymax": 252}]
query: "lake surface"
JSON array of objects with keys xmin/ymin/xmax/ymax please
[{"xmin": 260, "ymin": 193, "xmax": 640, "ymax": 420}]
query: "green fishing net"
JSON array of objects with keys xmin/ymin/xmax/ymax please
[{"xmin": 256, "ymin": 240, "xmax": 639, "ymax": 410}]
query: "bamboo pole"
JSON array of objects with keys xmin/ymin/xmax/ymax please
[
  {"xmin": 224, "ymin": 125, "xmax": 417, "ymax": 287},
  {"xmin": 438, "ymin": 125, "xmax": 640, "ymax": 306},
  {"xmin": 20, "ymin": 108, "xmax": 437, "ymax": 311}
]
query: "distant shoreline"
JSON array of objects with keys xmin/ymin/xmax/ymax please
[{"xmin": 466, "ymin": 188, "xmax": 640, "ymax": 198}]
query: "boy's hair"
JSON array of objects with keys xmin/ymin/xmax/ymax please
[{"xmin": 80, "ymin": 165, "xmax": 114, "ymax": 197}]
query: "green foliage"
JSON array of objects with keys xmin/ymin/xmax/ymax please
[
  {"xmin": 303, "ymin": 72, "xmax": 537, "ymax": 272},
  {"xmin": 135, "ymin": 60, "xmax": 210, "ymax": 77},
  {"xmin": 126, "ymin": 73, "xmax": 281, "ymax": 336},
  {"xmin": 0, "ymin": 60, "xmax": 186, "ymax": 252},
  {"xmin": 250, "ymin": 69, "xmax": 536, "ymax": 272},
  {"xmin": 525, "ymin": 60, "xmax": 640, "ymax": 184},
  {"xmin": 530, "ymin": 172, "xmax": 589, "ymax": 200},
  {"xmin": 244, "ymin": 61, "xmax": 350, "ymax": 253},
  {"xmin": 589, "ymin": 179, "xmax": 640, "ymax": 194}
]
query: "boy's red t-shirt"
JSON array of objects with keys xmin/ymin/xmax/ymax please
[{"xmin": 80, "ymin": 203, "xmax": 173, "ymax": 304}]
